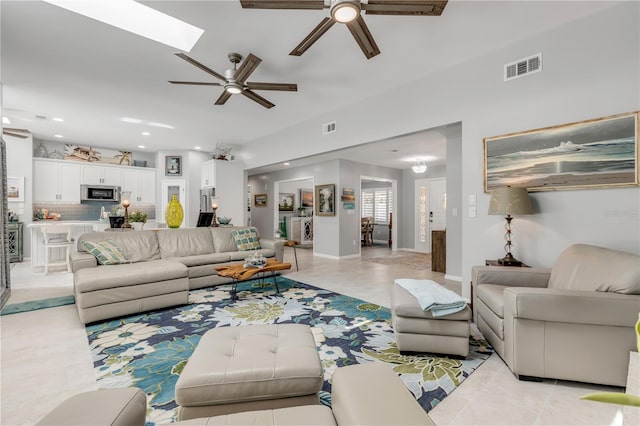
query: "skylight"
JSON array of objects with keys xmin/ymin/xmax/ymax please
[{"xmin": 43, "ymin": 0, "xmax": 204, "ymax": 52}]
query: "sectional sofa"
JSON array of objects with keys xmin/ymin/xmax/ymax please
[{"xmin": 70, "ymin": 227, "xmax": 283, "ymax": 324}]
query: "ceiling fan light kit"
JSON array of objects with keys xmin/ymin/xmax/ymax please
[{"xmin": 240, "ymin": 0, "xmax": 448, "ymax": 59}]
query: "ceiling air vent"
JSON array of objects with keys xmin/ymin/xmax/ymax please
[
  {"xmin": 323, "ymin": 121, "xmax": 336, "ymax": 135},
  {"xmin": 504, "ymin": 53, "xmax": 542, "ymax": 82}
]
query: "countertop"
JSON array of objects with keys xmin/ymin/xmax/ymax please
[{"xmin": 27, "ymin": 221, "xmax": 104, "ymax": 227}]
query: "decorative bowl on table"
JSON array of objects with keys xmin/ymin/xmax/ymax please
[
  {"xmin": 217, "ymin": 217, "xmax": 232, "ymax": 225},
  {"xmin": 244, "ymin": 253, "xmax": 266, "ymax": 268}
]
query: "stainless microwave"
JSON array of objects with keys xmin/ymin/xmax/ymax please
[{"xmin": 81, "ymin": 185, "xmax": 121, "ymax": 202}]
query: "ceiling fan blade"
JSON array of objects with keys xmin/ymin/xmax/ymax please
[
  {"xmin": 234, "ymin": 53, "xmax": 262, "ymax": 83},
  {"xmin": 168, "ymin": 81, "xmax": 223, "ymax": 86},
  {"xmin": 290, "ymin": 17, "xmax": 336, "ymax": 56},
  {"xmin": 242, "ymin": 89, "xmax": 275, "ymax": 109},
  {"xmin": 240, "ymin": 0, "xmax": 326, "ymax": 10},
  {"xmin": 363, "ymin": 0, "xmax": 448, "ymax": 16},
  {"xmin": 214, "ymin": 90, "xmax": 233, "ymax": 106},
  {"xmin": 246, "ymin": 82, "xmax": 298, "ymax": 91},
  {"xmin": 3, "ymin": 130, "xmax": 28, "ymax": 139},
  {"xmin": 175, "ymin": 52, "xmax": 226, "ymax": 82},
  {"xmin": 345, "ymin": 15, "xmax": 380, "ymax": 59}
]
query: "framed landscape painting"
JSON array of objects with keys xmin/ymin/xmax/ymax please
[
  {"xmin": 278, "ymin": 193, "xmax": 295, "ymax": 211},
  {"xmin": 254, "ymin": 194, "xmax": 267, "ymax": 207},
  {"xmin": 7, "ymin": 176, "xmax": 24, "ymax": 202},
  {"xmin": 315, "ymin": 184, "xmax": 335, "ymax": 216},
  {"xmin": 300, "ymin": 189, "xmax": 313, "ymax": 207},
  {"xmin": 483, "ymin": 111, "xmax": 639, "ymax": 192}
]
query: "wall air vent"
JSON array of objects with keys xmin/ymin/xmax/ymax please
[
  {"xmin": 504, "ymin": 52, "xmax": 542, "ymax": 81},
  {"xmin": 35, "ymin": 114, "xmax": 47, "ymax": 120},
  {"xmin": 323, "ymin": 121, "xmax": 336, "ymax": 135}
]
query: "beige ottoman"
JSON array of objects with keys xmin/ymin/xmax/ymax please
[
  {"xmin": 391, "ymin": 284, "xmax": 471, "ymax": 357},
  {"xmin": 37, "ymin": 388, "xmax": 147, "ymax": 426},
  {"xmin": 175, "ymin": 324, "xmax": 323, "ymax": 420}
]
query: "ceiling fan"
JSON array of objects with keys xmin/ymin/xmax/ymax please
[
  {"xmin": 240, "ymin": 0, "xmax": 448, "ymax": 59},
  {"xmin": 2, "ymin": 128, "xmax": 30, "ymax": 139},
  {"xmin": 169, "ymin": 52, "xmax": 297, "ymax": 109}
]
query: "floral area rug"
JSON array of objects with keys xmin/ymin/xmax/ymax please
[
  {"xmin": 85, "ymin": 277, "xmax": 492, "ymax": 425},
  {"xmin": 363, "ymin": 251, "xmax": 432, "ymax": 270}
]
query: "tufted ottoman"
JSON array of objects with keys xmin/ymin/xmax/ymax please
[
  {"xmin": 391, "ymin": 284, "xmax": 471, "ymax": 357},
  {"xmin": 175, "ymin": 324, "xmax": 323, "ymax": 420}
]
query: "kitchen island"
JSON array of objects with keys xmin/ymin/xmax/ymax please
[{"xmin": 27, "ymin": 221, "xmax": 100, "ymax": 271}]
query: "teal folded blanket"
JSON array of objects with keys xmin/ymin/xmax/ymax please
[{"xmin": 395, "ymin": 278, "xmax": 466, "ymax": 317}]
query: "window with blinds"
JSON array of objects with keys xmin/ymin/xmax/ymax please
[{"xmin": 361, "ymin": 188, "xmax": 392, "ymax": 223}]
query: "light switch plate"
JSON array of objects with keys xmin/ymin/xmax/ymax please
[
  {"xmin": 468, "ymin": 206, "xmax": 476, "ymax": 217},
  {"xmin": 468, "ymin": 194, "xmax": 476, "ymax": 206}
]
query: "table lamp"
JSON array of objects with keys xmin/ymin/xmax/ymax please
[
  {"xmin": 121, "ymin": 191, "xmax": 132, "ymax": 229},
  {"xmin": 487, "ymin": 186, "xmax": 533, "ymax": 266},
  {"xmin": 211, "ymin": 199, "xmax": 219, "ymax": 227}
]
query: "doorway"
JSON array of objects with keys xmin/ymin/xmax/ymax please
[
  {"xmin": 414, "ymin": 178, "xmax": 446, "ymax": 253},
  {"xmin": 360, "ymin": 176, "xmax": 398, "ymax": 252}
]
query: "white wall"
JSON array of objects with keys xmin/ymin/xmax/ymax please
[
  {"xmin": 6, "ymin": 134, "xmax": 33, "ymax": 257},
  {"xmin": 241, "ymin": 3, "xmax": 640, "ymax": 297}
]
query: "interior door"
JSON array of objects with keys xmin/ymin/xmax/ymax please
[{"xmin": 429, "ymin": 178, "xmax": 447, "ymax": 231}]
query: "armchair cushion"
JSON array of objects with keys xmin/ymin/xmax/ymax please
[
  {"xmin": 549, "ymin": 244, "xmax": 640, "ymax": 294},
  {"xmin": 476, "ymin": 284, "xmax": 506, "ymax": 318}
]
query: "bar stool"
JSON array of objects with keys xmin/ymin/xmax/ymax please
[{"xmin": 42, "ymin": 225, "xmax": 73, "ymax": 274}]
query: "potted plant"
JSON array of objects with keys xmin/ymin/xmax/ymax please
[
  {"xmin": 128, "ymin": 211, "xmax": 147, "ymax": 230},
  {"xmin": 297, "ymin": 207, "xmax": 306, "ymax": 217}
]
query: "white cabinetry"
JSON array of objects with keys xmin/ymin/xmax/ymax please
[
  {"xmin": 33, "ymin": 159, "xmax": 81, "ymax": 203},
  {"xmin": 81, "ymin": 164, "xmax": 122, "ymax": 186},
  {"xmin": 201, "ymin": 160, "xmax": 245, "ymax": 225},
  {"xmin": 201, "ymin": 161, "xmax": 216, "ymax": 188},
  {"xmin": 122, "ymin": 169, "xmax": 156, "ymax": 204}
]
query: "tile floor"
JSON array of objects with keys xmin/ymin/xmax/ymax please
[{"xmin": 1, "ymin": 246, "xmax": 623, "ymax": 425}]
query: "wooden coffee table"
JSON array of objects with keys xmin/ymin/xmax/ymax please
[{"xmin": 215, "ymin": 258, "xmax": 292, "ymax": 300}]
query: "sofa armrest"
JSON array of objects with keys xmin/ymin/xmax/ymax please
[
  {"xmin": 70, "ymin": 251, "xmax": 97, "ymax": 273},
  {"xmin": 259, "ymin": 238, "xmax": 284, "ymax": 262},
  {"xmin": 504, "ymin": 287, "xmax": 640, "ymax": 327},
  {"xmin": 331, "ymin": 363, "xmax": 434, "ymax": 426},
  {"xmin": 472, "ymin": 265, "xmax": 551, "ymax": 288}
]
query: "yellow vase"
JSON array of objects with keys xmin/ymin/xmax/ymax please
[{"xmin": 165, "ymin": 194, "xmax": 184, "ymax": 229}]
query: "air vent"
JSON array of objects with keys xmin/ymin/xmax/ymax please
[
  {"xmin": 35, "ymin": 114, "xmax": 47, "ymax": 120},
  {"xmin": 504, "ymin": 53, "xmax": 542, "ymax": 81},
  {"xmin": 323, "ymin": 121, "xmax": 336, "ymax": 135}
]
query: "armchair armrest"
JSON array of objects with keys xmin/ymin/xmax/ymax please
[
  {"xmin": 472, "ymin": 265, "xmax": 551, "ymax": 288},
  {"xmin": 70, "ymin": 251, "xmax": 97, "ymax": 273},
  {"xmin": 504, "ymin": 287, "xmax": 640, "ymax": 327}
]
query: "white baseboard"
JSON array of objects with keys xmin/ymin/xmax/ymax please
[{"xmin": 445, "ymin": 274, "xmax": 462, "ymax": 282}]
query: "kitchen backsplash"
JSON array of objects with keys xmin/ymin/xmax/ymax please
[{"xmin": 32, "ymin": 203, "xmax": 156, "ymax": 221}]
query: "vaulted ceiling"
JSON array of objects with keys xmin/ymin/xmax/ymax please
[{"xmin": 1, "ymin": 1, "xmax": 617, "ymax": 169}]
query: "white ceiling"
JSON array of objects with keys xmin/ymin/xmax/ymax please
[{"xmin": 1, "ymin": 1, "xmax": 618, "ymax": 171}]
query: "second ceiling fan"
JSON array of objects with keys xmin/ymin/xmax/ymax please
[
  {"xmin": 240, "ymin": 0, "xmax": 448, "ymax": 59},
  {"xmin": 169, "ymin": 52, "xmax": 297, "ymax": 109}
]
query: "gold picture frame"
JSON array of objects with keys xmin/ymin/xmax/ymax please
[
  {"xmin": 483, "ymin": 111, "xmax": 639, "ymax": 192},
  {"xmin": 315, "ymin": 184, "xmax": 335, "ymax": 216},
  {"xmin": 254, "ymin": 193, "xmax": 267, "ymax": 207}
]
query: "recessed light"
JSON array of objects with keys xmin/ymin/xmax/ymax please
[
  {"xmin": 121, "ymin": 117, "xmax": 142, "ymax": 124},
  {"xmin": 138, "ymin": 145, "xmax": 146, "ymax": 149},
  {"xmin": 283, "ymin": 162, "xmax": 290, "ymax": 166},
  {"xmin": 43, "ymin": 0, "xmax": 204, "ymax": 52},
  {"xmin": 53, "ymin": 117, "xmax": 64, "ymax": 122},
  {"xmin": 2, "ymin": 117, "xmax": 10, "ymax": 125},
  {"xmin": 194, "ymin": 146, "xmax": 201, "ymax": 150},
  {"xmin": 141, "ymin": 131, "xmax": 150, "ymax": 136},
  {"xmin": 54, "ymin": 134, "xmax": 64, "ymax": 138},
  {"xmin": 148, "ymin": 122, "xmax": 175, "ymax": 129}
]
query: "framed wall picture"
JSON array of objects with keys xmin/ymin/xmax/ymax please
[
  {"xmin": 254, "ymin": 193, "xmax": 267, "ymax": 207},
  {"xmin": 165, "ymin": 156, "xmax": 182, "ymax": 176},
  {"xmin": 484, "ymin": 111, "xmax": 639, "ymax": 192},
  {"xmin": 7, "ymin": 176, "xmax": 25, "ymax": 202},
  {"xmin": 315, "ymin": 184, "xmax": 335, "ymax": 216},
  {"xmin": 279, "ymin": 193, "xmax": 295, "ymax": 211},
  {"xmin": 300, "ymin": 189, "xmax": 313, "ymax": 207}
]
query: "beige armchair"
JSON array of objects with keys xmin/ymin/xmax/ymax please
[{"xmin": 473, "ymin": 244, "xmax": 640, "ymax": 387}]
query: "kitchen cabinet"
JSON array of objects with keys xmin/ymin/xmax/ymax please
[
  {"xmin": 201, "ymin": 161, "xmax": 216, "ymax": 188},
  {"xmin": 122, "ymin": 169, "xmax": 156, "ymax": 204},
  {"xmin": 288, "ymin": 217, "xmax": 313, "ymax": 244},
  {"xmin": 81, "ymin": 164, "xmax": 122, "ymax": 186},
  {"xmin": 33, "ymin": 159, "xmax": 81, "ymax": 203},
  {"xmin": 8, "ymin": 222, "xmax": 23, "ymax": 262}
]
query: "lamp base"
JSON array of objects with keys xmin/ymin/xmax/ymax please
[{"xmin": 498, "ymin": 252, "xmax": 522, "ymax": 267}]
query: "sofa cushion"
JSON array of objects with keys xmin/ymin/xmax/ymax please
[
  {"xmin": 78, "ymin": 231, "xmax": 161, "ymax": 263},
  {"xmin": 232, "ymin": 227, "xmax": 261, "ymax": 251},
  {"xmin": 157, "ymin": 228, "xmax": 214, "ymax": 258},
  {"xmin": 174, "ymin": 253, "xmax": 232, "ymax": 267},
  {"xmin": 211, "ymin": 227, "xmax": 261, "ymax": 253},
  {"xmin": 549, "ymin": 244, "xmax": 640, "ymax": 294},
  {"xmin": 81, "ymin": 240, "xmax": 129, "ymax": 265}
]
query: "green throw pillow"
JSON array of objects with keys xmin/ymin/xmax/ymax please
[
  {"xmin": 232, "ymin": 227, "xmax": 261, "ymax": 251},
  {"xmin": 81, "ymin": 240, "xmax": 129, "ymax": 265}
]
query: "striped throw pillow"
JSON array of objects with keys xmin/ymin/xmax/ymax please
[
  {"xmin": 81, "ymin": 240, "xmax": 129, "ymax": 265},
  {"xmin": 231, "ymin": 227, "xmax": 261, "ymax": 251}
]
